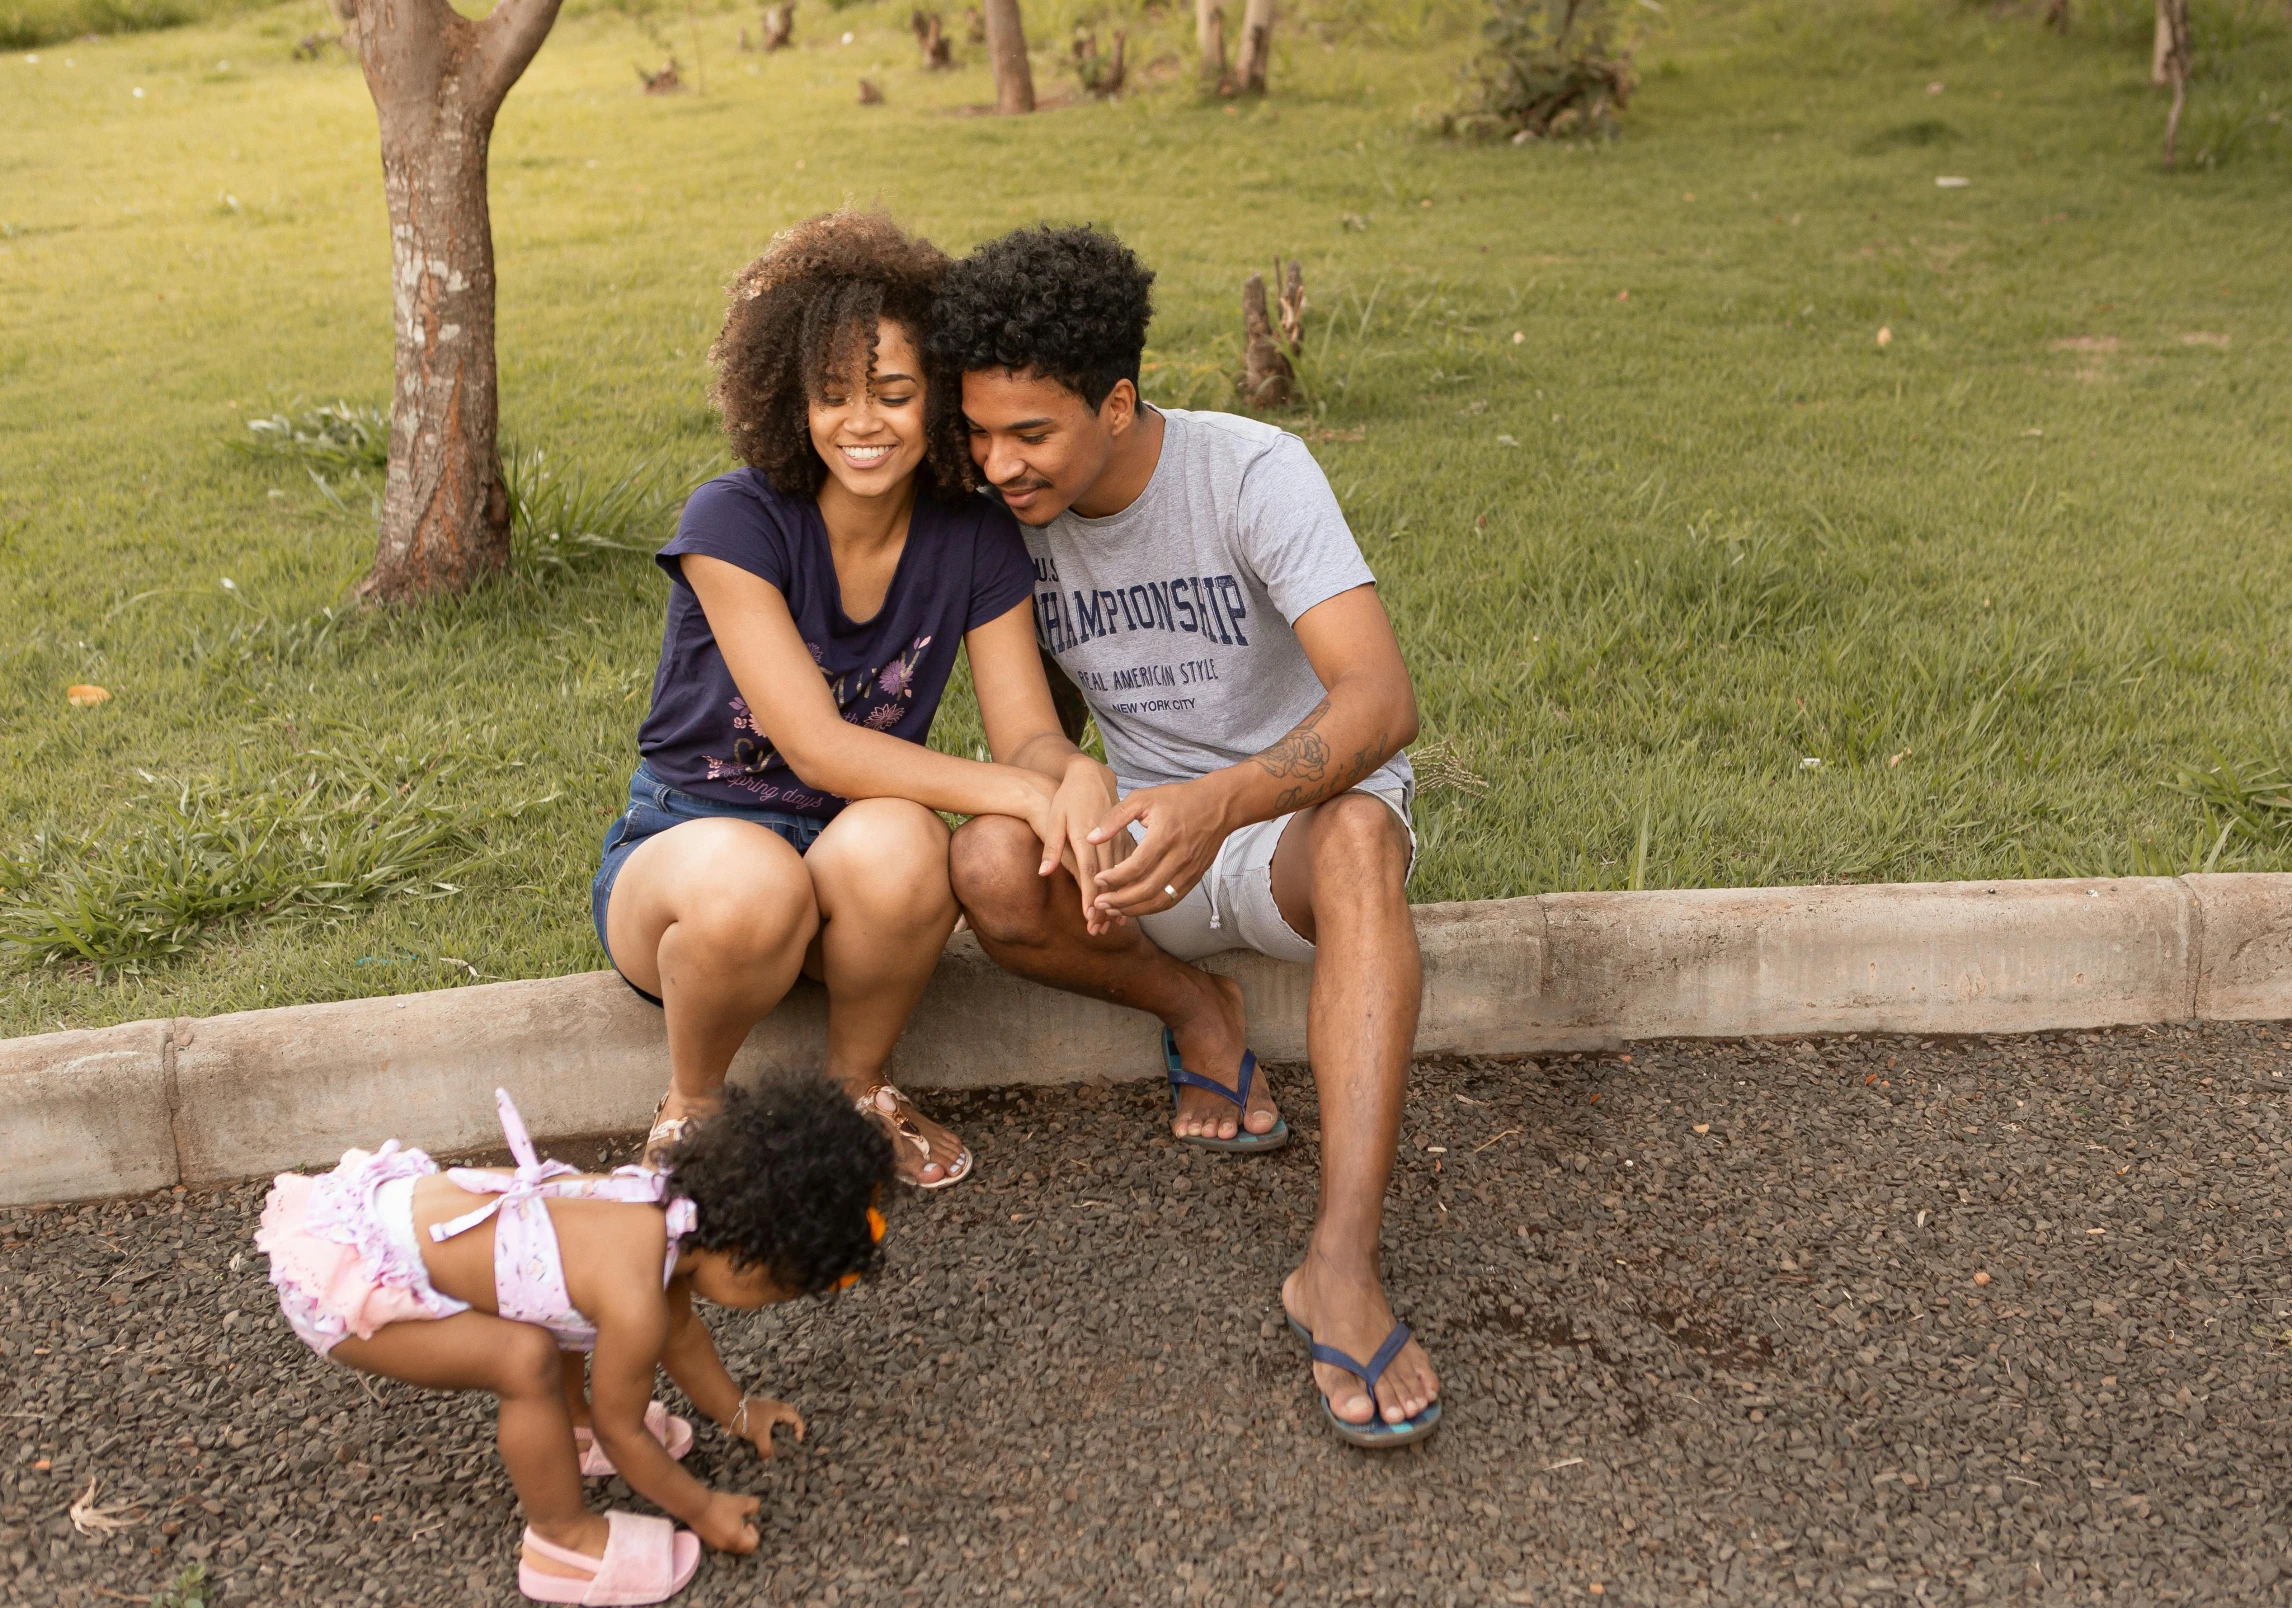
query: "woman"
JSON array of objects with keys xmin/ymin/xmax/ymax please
[{"xmin": 594, "ymin": 211, "xmax": 1113, "ymax": 1187}]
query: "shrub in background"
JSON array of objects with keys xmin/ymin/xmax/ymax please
[{"xmin": 1434, "ymin": 0, "xmax": 1637, "ymax": 142}]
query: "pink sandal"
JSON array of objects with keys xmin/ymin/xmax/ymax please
[
  {"xmin": 519, "ymin": 1511, "xmax": 701, "ymax": 1605},
  {"xmin": 573, "ymin": 1400, "xmax": 695, "ymax": 1478}
]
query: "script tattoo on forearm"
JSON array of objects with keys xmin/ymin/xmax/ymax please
[{"xmin": 1252, "ymin": 697, "xmax": 1389, "ymax": 814}]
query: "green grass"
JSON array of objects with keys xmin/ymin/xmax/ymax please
[{"xmin": 2, "ymin": 0, "xmax": 2289, "ymax": 1037}]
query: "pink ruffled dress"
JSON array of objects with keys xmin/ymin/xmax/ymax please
[{"xmin": 257, "ymin": 1089, "xmax": 695, "ymax": 1358}]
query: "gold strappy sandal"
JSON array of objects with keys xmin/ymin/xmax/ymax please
[
  {"xmin": 856, "ymin": 1083, "xmax": 972, "ymax": 1190},
  {"xmin": 644, "ymin": 1093, "xmax": 697, "ymax": 1168}
]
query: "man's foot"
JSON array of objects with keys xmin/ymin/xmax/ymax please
[
  {"xmin": 856, "ymin": 1083, "xmax": 973, "ymax": 1188},
  {"xmin": 522, "ymin": 1513, "xmax": 610, "ymax": 1578},
  {"xmin": 1166, "ymin": 973, "xmax": 1280, "ymax": 1143},
  {"xmin": 1281, "ymin": 1261, "xmax": 1440, "ymax": 1430}
]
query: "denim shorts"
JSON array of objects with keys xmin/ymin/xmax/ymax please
[{"xmin": 591, "ymin": 763, "xmax": 828, "ymax": 1006}]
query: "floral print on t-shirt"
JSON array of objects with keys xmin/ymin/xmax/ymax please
[{"xmin": 701, "ymin": 635, "xmax": 935, "ymax": 802}]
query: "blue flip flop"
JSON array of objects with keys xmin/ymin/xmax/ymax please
[
  {"xmin": 1288, "ymin": 1316, "xmax": 1443, "ymax": 1449},
  {"xmin": 1163, "ymin": 1027, "xmax": 1290, "ymax": 1153}
]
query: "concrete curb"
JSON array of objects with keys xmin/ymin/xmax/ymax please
[{"xmin": 4, "ymin": 874, "xmax": 2287, "ymax": 1205}]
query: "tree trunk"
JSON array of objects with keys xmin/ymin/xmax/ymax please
[
  {"xmin": 1195, "ymin": 0, "xmax": 1224, "ymax": 89},
  {"xmin": 2158, "ymin": 0, "xmax": 2191, "ymax": 166},
  {"xmin": 2151, "ymin": 0, "xmax": 2172, "ymax": 85},
  {"xmin": 1235, "ymin": 0, "xmax": 1273, "ymax": 94},
  {"xmin": 353, "ymin": 0, "xmax": 563, "ymax": 602},
  {"xmin": 981, "ymin": 0, "xmax": 1033, "ymax": 113}
]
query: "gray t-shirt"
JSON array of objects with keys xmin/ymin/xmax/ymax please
[{"xmin": 1022, "ymin": 408, "xmax": 1412, "ymax": 800}]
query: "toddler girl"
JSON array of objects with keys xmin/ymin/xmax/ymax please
[{"xmin": 256, "ymin": 1075, "xmax": 892, "ymax": 1604}]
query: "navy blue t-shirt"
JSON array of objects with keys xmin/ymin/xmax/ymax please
[{"xmin": 636, "ymin": 469, "xmax": 1036, "ymax": 819}]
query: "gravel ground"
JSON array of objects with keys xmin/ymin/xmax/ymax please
[{"xmin": 5, "ymin": 1019, "xmax": 2291, "ymax": 1607}]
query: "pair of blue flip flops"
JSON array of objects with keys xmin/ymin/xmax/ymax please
[{"xmin": 1162, "ymin": 1030, "xmax": 1440, "ymax": 1448}]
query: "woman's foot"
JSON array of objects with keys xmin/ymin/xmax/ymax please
[
  {"xmin": 1280, "ymin": 1260, "xmax": 1440, "ymax": 1429},
  {"xmin": 644, "ymin": 1087, "xmax": 721, "ymax": 1167},
  {"xmin": 1167, "ymin": 973, "xmax": 1280, "ymax": 1143},
  {"xmin": 856, "ymin": 1083, "xmax": 972, "ymax": 1188}
]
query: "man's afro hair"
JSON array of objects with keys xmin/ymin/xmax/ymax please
[
  {"xmin": 659, "ymin": 1074, "xmax": 895, "ymax": 1297},
  {"xmin": 928, "ymin": 225, "xmax": 1156, "ymax": 409}
]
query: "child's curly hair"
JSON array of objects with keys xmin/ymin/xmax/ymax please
[
  {"xmin": 709, "ymin": 209, "xmax": 972, "ymax": 501},
  {"xmin": 660, "ymin": 1075, "xmax": 895, "ymax": 1296}
]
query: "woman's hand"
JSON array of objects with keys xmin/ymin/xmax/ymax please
[
  {"xmin": 732, "ymin": 1394, "xmax": 806, "ymax": 1460},
  {"xmin": 1040, "ymin": 756, "xmax": 1127, "ymax": 934},
  {"xmin": 694, "ymin": 1490, "xmax": 762, "ymax": 1554}
]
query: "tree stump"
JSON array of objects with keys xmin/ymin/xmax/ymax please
[
  {"xmin": 912, "ymin": 9, "xmax": 951, "ymax": 68},
  {"xmin": 982, "ymin": 0, "xmax": 1034, "ymax": 113},
  {"xmin": 858, "ymin": 76, "xmax": 883, "ymax": 103},
  {"xmin": 1275, "ymin": 257, "xmax": 1304, "ymax": 354},
  {"xmin": 761, "ymin": 2, "xmax": 793, "ymax": 50},
  {"xmin": 1235, "ymin": 0, "xmax": 1273, "ymax": 94},
  {"xmin": 637, "ymin": 59, "xmax": 682, "ymax": 92},
  {"xmin": 1073, "ymin": 25, "xmax": 1125, "ymax": 96},
  {"xmin": 1240, "ymin": 272, "xmax": 1293, "ymax": 408},
  {"xmin": 352, "ymin": 0, "xmax": 567, "ymax": 601}
]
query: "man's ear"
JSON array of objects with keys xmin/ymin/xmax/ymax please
[{"xmin": 1098, "ymin": 377, "xmax": 1139, "ymax": 437}]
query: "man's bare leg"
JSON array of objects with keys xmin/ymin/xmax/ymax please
[
  {"xmin": 948, "ymin": 815, "xmax": 1278, "ymax": 1141},
  {"xmin": 1267, "ymin": 792, "xmax": 1439, "ymax": 1430}
]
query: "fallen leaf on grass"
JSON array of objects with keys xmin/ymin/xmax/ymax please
[
  {"xmin": 66, "ymin": 684, "xmax": 110, "ymax": 707},
  {"xmin": 67, "ymin": 1476, "xmax": 144, "ymax": 1534}
]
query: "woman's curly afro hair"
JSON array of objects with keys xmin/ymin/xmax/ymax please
[
  {"xmin": 709, "ymin": 209, "xmax": 972, "ymax": 502},
  {"xmin": 659, "ymin": 1074, "xmax": 896, "ymax": 1297},
  {"xmin": 927, "ymin": 225, "xmax": 1156, "ymax": 409}
]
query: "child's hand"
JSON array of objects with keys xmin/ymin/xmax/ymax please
[
  {"xmin": 736, "ymin": 1394, "xmax": 806, "ymax": 1459},
  {"xmin": 694, "ymin": 1490, "xmax": 761, "ymax": 1554}
]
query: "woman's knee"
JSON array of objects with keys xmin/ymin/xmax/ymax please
[
  {"xmin": 637, "ymin": 821, "xmax": 818, "ymax": 955},
  {"xmin": 809, "ymin": 799, "xmax": 955, "ymax": 916}
]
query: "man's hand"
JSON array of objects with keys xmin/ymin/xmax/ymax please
[
  {"xmin": 694, "ymin": 1490, "xmax": 762, "ymax": 1554},
  {"xmin": 1040, "ymin": 755, "xmax": 1127, "ymax": 934},
  {"xmin": 733, "ymin": 1395, "xmax": 806, "ymax": 1460},
  {"xmin": 1085, "ymin": 776, "xmax": 1231, "ymax": 920}
]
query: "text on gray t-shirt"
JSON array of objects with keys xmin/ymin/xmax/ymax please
[{"xmin": 1021, "ymin": 408, "xmax": 1413, "ymax": 800}]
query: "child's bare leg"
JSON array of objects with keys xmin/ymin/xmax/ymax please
[
  {"xmin": 560, "ymin": 1350, "xmax": 591, "ymax": 1430},
  {"xmin": 330, "ymin": 1313, "xmax": 604, "ymax": 1578}
]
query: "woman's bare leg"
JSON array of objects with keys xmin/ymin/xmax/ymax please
[
  {"xmin": 330, "ymin": 1315, "xmax": 601, "ymax": 1577},
  {"xmin": 604, "ymin": 818, "xmax": 821, "ymax": 1131},
  {"xmin": 800, "ymin": 797, "xmax": 965, "ymax": 1183}
]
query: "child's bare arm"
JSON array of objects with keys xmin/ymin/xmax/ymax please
[
  {"xmin": 589, "ymin": 1295, "xmax": 760, "ymax": 1553},
  {"xmin": 661, "ymin": 1280, "xmax": 806, "ymax": 1459}
]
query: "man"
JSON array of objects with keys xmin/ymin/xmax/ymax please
[{"xmin": 930, "ymin": 227, "xmax": 1439, "ymax": 1445}]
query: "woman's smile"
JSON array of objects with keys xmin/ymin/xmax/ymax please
[{"xmin": 837, "ymin": 441, "xmax": 897, "ymax": 469}]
